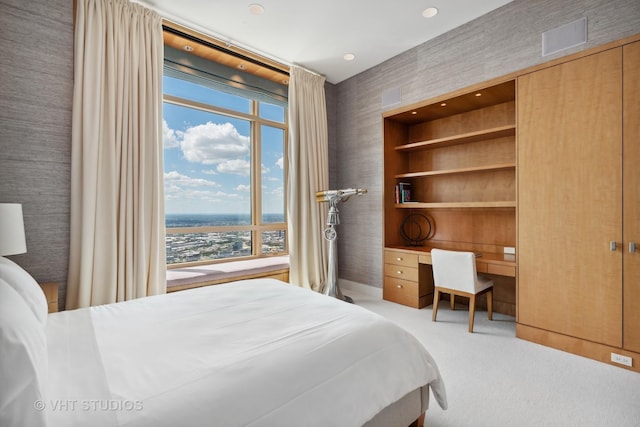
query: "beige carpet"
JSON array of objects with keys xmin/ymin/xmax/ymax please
[{"xmin": 346, "ymin": 287, "xmax": 640, "ymax": 427}]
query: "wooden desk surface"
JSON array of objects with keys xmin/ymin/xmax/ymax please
[{"xmin": 386, "ymin": 245, "xmax": 516, "ymax": 277}]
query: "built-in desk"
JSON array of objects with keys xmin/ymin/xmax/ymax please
[
  {"xmin": 416, "ymin": 248, "xmax": 516, "ymax": 277},
  {"xmin": 383, "ymin": 246, "xmax": 516, "ymax": 314}
]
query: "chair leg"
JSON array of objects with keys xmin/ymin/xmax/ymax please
[
  {"xmin": 468, "ymin": 295, "xmax": 476, "ymax": 333},
  {"xmin": 450, "ymin": 294, "xmax": 455, "ymax": 310},
  {"xmin": 487, "ymin": 288, "xmax": 493, "ymax": 321},
  {"xmin": 432, "ymin": 288, "xmax": 440, "ymax": 322}
]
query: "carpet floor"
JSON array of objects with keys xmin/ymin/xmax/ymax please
[{"xmin": 346, "ymin": 288, "xmax": 640, "ymax": 427}]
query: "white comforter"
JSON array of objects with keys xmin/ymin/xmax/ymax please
[{"xmin": 46, "ymin": 279, "xmax": 446, "ymax": 427}]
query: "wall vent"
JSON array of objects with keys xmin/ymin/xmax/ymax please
[{"xmin": 542, "ymin": 17, "xmax": 587, "ymax": 56}]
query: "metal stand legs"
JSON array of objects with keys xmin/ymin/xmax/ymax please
[
  {"xmin": 316, "ymin": 188, "xmax": 366, "ymax": 303},
  {"xmin": 322, "ymin": 202, "xmax": 353, "ymax": 303}
]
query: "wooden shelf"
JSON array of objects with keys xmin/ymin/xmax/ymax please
[
  {"xmin": 395, "ymin": 125, "xmax": 516, "ymax": 152},
  {"xmin": 395, "ymin": 201, "xmax": 516, "ymax": 209},
  {"xmin": 395, "ymin": 162, "xmax": 515, "ymax": 179},
  {"xmin": 383, "ymin": 79, "xmax": 517, "ymax": 276}
]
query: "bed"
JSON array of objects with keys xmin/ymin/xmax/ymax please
[{"xmin": 0, "ymin": 256, "xmax": 447, "ymax": 427}]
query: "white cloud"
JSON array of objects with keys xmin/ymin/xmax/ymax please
[
  {"xmin": 165, "ymin": 187, "xmax": 241, "ymax": 202},
  {"xmin": 276, "ymin": 157, "xmax": 284, "ymax": 169},
  {"xmin": 271, "ymin": 186, "xmax": 284, "ymax": 197},
  {"xmin": 217, "ymin": 159, "xmax": 250, "ymax": 176},
  {"xmin": 163, "ymin": 120, "xmax": 182, "ymax": 149},
  {"xmin": 201, "ymin": 169, "xmax": 217, "ymax": 175},
  {"xmin": 235, "ymin": 184, "xmax": 251, "ymax": 192},
  {"xmin": 181, "ymin": 122, "xmax": 249, "ymax": 165},
  {"xmin": 164, "ymin": 171, "xmax": 219, "ymax": 187}
]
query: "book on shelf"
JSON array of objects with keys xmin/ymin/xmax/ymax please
[{"xmin": 395, "ymin": 182, "xmax": 412, "ymax": 203}]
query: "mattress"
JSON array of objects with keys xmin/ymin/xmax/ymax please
[{"xmin": 45, "ymin": 279, "xmax": 446, "ymax": 426}]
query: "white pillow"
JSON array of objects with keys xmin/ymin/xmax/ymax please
[
  {"xmin": 0, "ymin": 277, "xmax": 48, "ymax": 427},
  {"xmin": 0, "ymin": 257, "xmax": 48, "ymax": 326}
]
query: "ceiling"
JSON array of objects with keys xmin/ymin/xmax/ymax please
[{"xmin": 136, "ymin": 0, "xmax": 514, "ymax": 84}]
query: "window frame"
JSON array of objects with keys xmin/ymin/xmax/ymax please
[{"xmin": 163, "ymin": 93, "xmax": 288, "ymax": 268}]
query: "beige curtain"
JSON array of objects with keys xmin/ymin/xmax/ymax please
[
  {"xmin": 67, "ymin": 0, "xmax": 165, "ymax": 309},
  {"xmin": 287, "ymin": 66, "xmax": 329, "ymax": 291}
]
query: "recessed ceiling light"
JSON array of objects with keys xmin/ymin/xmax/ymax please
[
  {"xmin": 238, "ymin": 63, "xmax": 246, "ymax": 70},
  {"xmin": 422, "ymin": 7, "xmax": 439, "ymax": 18},
  {"xmin": 183, "ymin": 45, "xmax": 194, "ymax": 52},
  {"xmin": 282, "ymin": 79, "xmax": 289, "ymax": 85},
  {"xmin": 343, "ymin": 53, "xmax": 356, "ymax": 61},
  {"xmin": 440, "ymin": 102, "xmax": 447, "ymax": 107},
  {"xmin": 411, "ymin": 111, "xmax": 417, "ymax": 115},
  {"xmin": 249, "ymin": 4, "xmax": 265, "ymax": 15},
  {"xmin": 475, "ymin": 93, "xmax": 482, "ymax": 97}
]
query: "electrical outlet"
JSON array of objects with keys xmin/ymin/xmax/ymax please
[
  {"xmin": 503, "ymin": 247, "xmax": 516, "ymax": 255},
  {"xmin": 611, "ymin": 353, "xmax": 633, "ymax": 367}
]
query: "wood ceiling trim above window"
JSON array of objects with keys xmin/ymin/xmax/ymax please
[{"xmin": 163, "ymin": 21, "xmax": 290, "ymax": 85}]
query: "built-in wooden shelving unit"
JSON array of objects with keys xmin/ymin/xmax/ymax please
[
  {"xmin": 383, "ymin": 78, "xmax": 517, "ymax": 250},
  {"xmin": 382, "ymin": 78, "xmax": 518, "ymax": 311}
]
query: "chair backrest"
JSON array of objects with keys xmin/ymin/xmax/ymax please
[{"xmin": 431, "ymin": 249, "xmax": 479, "ymax": 294}]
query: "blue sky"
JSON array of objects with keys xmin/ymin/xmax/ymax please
[{"xmin": 162, "ymin": 76, "xmax": 285, "ymax": 217}]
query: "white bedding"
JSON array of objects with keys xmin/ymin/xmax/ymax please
[{"xmin": 46, "ymin": 279, "xmax": 446, "ymax": 427}]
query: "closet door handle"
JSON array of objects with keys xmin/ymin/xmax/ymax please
[
  {"xmin": 610, "ymin": 241, "xmax": 618, "ymax": 251},
  {"xmin": 630, "ymin": 242, "xmax": 637, "ymax": 253}
]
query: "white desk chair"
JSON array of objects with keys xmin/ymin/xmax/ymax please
[{"xmin": 431, "ymin": 249, "xmax": 493, "ymax": 333}]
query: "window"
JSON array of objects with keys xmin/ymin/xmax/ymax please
[{"xmin": 163, "ymin": 71, "xmax": 288, "ymax": 266}]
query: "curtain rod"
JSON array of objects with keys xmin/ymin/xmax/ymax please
[{"xmin": 290, "ymin": 64, "xmax": 324, "ymax": 79}]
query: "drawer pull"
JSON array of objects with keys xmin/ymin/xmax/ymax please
[
  {"xmin": 396, "ymin": 284, "xmax": 403, "ymax": 289},
  {"xmin": 396, "ymin": 257, "xmax": 403, "ymax": 261}
]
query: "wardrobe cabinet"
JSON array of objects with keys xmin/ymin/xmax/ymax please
[
  {"xmin": 517, "ymin": 40, "xmax": 640, "ymax": 370},
  {"xmin": 623, "ymin": 41, "xmax": 640, "ymax": 354}
]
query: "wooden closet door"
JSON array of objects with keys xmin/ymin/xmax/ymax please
[
  {"xmin": 624, "ymin": 41, "xmax": 640, "ymax": 352},
  {"xmin": 518, "ymin": 48, "xmax": 623, "ymax": 346}
]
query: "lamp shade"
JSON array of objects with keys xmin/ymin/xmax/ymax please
[{"xmin": 0, "ymin": 203, "xmax": 27, "ymax": 256}]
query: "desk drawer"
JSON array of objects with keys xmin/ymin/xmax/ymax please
[
  {"xmin": 488, "ymin": 263, "xmax": 516, "ymax": 277},
  {"xmin": 384, "ymin": 250, "xmax": 418, "ymax": 267},
  {"xmin": 384, "ymin": 264, "xmax": 419, "ymax": 282},
  {"xmin": 384, "ymin": 276, "xmax": 420, "ymax": 308}
]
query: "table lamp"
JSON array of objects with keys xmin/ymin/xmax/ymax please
[{"xmin": 0, "ymin": 203, "xmax": 27, "ymax": 256}]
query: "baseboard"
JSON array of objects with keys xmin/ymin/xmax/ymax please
[
  {"xmin": 338, "ymin": 279, "xmax": 383, "ymax": 299},
  {"xmin": 516, "ymin": 323, "xmax": 640, "ymax": 373}
]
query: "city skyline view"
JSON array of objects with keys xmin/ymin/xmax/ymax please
[{"xmin": 165, "ymin": 213, "xmax": 286, "ymax": 264}]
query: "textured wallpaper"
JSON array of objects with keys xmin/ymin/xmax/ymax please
[
  {"xmin": 332, "ymin": 0, "xmax": 640, "ymax": 289},
  {"xmin": 0, "ymin": 0, "xmax": 73, "ymax": 309}
]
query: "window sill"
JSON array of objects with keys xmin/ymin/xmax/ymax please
[{"xmin": 166, "ymin": 255, "xmax": 290, "ymax": 292}]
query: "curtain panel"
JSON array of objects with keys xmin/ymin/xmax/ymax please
[
  {"xmin": 67, "ymin": 0, "xmax": 166, "ymax": 308},
  {"xmin": 287, "ymin": 66, "xmax": 329, "ymax": 291}
]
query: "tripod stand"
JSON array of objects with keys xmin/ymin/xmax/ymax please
[{"xmin": 316, "ymin": 188, "xmax": 367, "ymax": 303}]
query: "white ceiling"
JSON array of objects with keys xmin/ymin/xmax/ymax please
[{"xmin": 136, "ymin": 0, "xmax": 514, "ymax": 84}]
